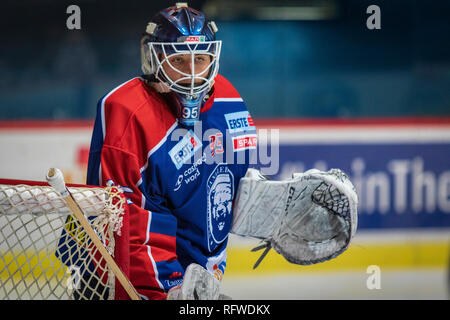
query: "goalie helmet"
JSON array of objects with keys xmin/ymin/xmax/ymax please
[{"xmin": 141, "ymin": 3, "xmax": 221, "ymax": 126}]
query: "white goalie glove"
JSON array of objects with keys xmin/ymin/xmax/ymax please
[{"xmin": 231, "ymin": 168, "xmax": 358, "ymax": 268}]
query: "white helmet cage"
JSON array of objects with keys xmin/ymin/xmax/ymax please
[{"xmin": 142, "ymin": 39, "xmax": 222, "ymax": 97}]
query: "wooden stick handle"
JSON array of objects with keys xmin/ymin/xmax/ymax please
[{"xmin": 47, "ymin": 168, "xmax": 141, "ymax": 300}]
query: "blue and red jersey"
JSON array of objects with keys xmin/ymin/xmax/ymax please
[{"xmin": 87, "ymin": 74, "xmax": 256, "ymax": 299}]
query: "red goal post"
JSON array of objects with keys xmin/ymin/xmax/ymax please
[{"xmin": 0, "ymin": 178, "xmax": 131, "ymax": 300}]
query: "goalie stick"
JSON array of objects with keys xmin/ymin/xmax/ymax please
[{"xmin": 46, "ymin": 168, "xmax": 141, "ymax": 300}]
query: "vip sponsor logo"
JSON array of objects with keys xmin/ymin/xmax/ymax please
[
  {"xmin": 169, "ymin": 130, "xmax": 202, "ymax": 169},
  {"xmin": 224, "ymin": 111, "xmax": 255, "ymax": 133},
  {"xmin": 232, "ymin": 134, "xmax": 257, "ymax": 151}
]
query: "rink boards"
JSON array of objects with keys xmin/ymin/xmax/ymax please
[{"xmin": 0, "ymin": 119, "xmax": 449, "ymax": 277}]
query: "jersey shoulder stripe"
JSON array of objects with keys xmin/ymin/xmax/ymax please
[
  {"xmin": 100, "ymin": 78, "xmax": 176, "ymax": 164},
  {"xmin": 201, "ymin": 74, "xmax": 243, "ymax": 113}
]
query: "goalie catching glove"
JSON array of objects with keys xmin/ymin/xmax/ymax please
[{"xmin": 231, "ymin": 168, "xmax": 358, "ymax": 268}]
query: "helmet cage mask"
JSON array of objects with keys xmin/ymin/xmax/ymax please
[{"xmin": 145, "ymin": 40, "xmax": 222, "ymax": 98}]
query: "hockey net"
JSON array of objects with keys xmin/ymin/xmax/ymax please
[{"xmin": 0, "ymin": 179, "xmax": 130, "ymax": 300}]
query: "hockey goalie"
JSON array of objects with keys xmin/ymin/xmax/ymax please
[
  {"xmin": 74, "ymin": 3, "xmax": 358, "ymax": 300},
  {"xmin": 0, "ymin": 3, "xmax": 358, "ymax": 301}
]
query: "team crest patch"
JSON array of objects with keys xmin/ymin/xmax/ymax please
[
  {"xmin": 206, "ymin": 164, "xmax": 234, "ymax": 252},
  {"xmin": 224, "ymin": 111, "xmax": 255, "ymax": 133},
  {"xmin": 169, "ymin": 130, "xmax": 202, "ymax": 169}
]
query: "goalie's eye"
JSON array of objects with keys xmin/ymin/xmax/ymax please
[
  {"xmin": 168, "ymin": 54, "xmax": 209, "ymax": 66},
  {"xmin": 169, "ymin": 56, "xmax": 185, "ymax": 65},
  {"xmin": 194, "ymin": 55, "xmax": 208, "ymax": 63}
]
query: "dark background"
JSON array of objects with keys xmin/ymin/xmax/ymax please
[{"xmin": 0, "ymin": 0, "xmax": 449, "ymax": 120}]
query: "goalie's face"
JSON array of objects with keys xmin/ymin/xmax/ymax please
[
  {"xmin": 161, "ymin": 53, "xmax": 211, "ymax": 86},
  {"xmin": 147, "ymin": 41, "xmax": 222, "ymax": 97}
]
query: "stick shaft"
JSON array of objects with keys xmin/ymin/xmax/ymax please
[{"xmin": 63, "ymin": 191, "xmax": 140, "ymax": 300}]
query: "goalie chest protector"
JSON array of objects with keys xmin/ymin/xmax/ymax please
[{"xmin": 87, "ymin": 74, "xmax": 256, "ymax": 291}]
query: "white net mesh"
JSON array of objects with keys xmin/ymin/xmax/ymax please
[{"xmin": 0, "ymin": 182, "xmax": 125, "ymax": 300}]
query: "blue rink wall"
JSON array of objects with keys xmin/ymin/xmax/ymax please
[
  {"xmin": 275, "ymin": 143, "xmax": 450, "ymax": 229},
  {"xmin": 251, "ymin": 121, "xmax": 450, "ymax": 230}
]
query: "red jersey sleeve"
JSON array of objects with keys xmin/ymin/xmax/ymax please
[{"xmin": 87, "ymin": 81, "xmax": 184, "ymax": 300}]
